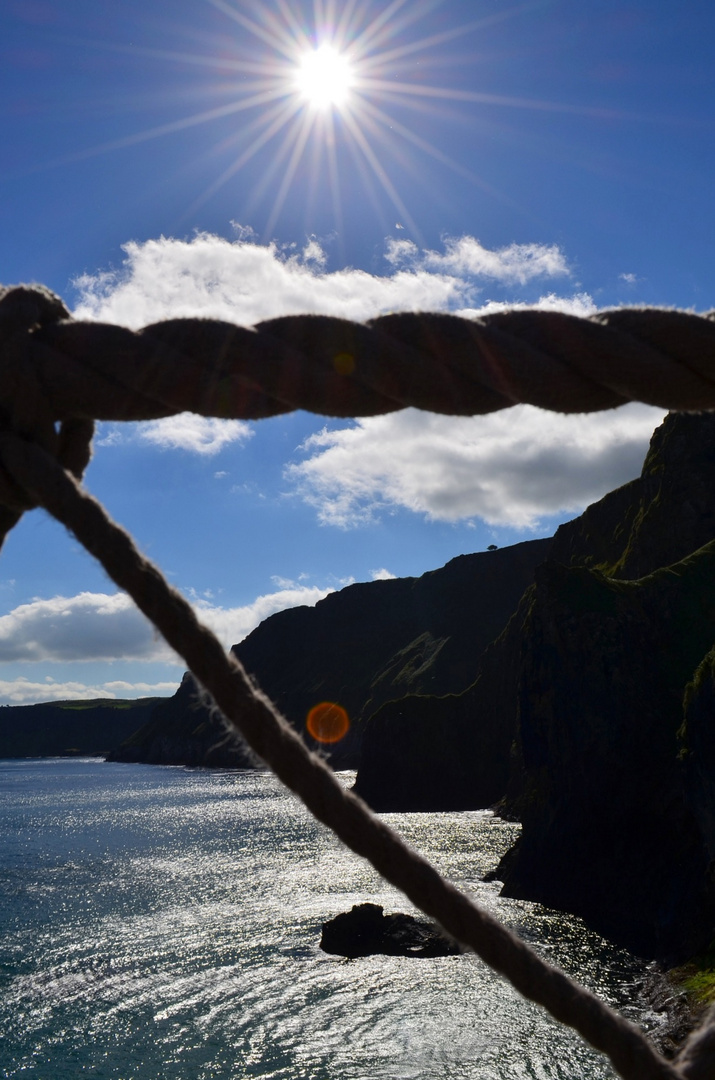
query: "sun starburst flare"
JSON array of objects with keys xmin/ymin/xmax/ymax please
[
  {"xmin": 295, "ymin": 43, "xmax": 355, "ymax": 110},
  {"xmin": 48, "ymin": 0, "xmax": 610, "ymax": 243}
]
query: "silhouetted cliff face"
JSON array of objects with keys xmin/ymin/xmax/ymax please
[
  {"xmin": 0, "ymin": 698, "xmax": 160, "ymax": 759},
  {"xmin": 353, "ymin": 595, "xmax": 529, "ymax": 811},
  {"xmin": 107, "ymin": 673, "xmax": 255, "ymax": 767},
  {"xmin": 356, "ymin": 412, "xmax": 715, "ymax": 959},
  {"xmin": 681, "ymin": 648, "xmax": 715, "ymax": 870},
  {"xmin": 550, "ymin": 411, "xmax": 715, "ymax": 578},
  {"xmin": 234, "ymin": 539, "xmax": 552, "ymax": 766},
  {"xmin": 496, "ymin": 547, "xmax": 715, "ymax": 961},
  {"xmin": 109, "ymin": 538, "xmax": 551, "ymax": 769}
]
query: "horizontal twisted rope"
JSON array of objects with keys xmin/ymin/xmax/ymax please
[
  {"xmin": 2, "ymin": 286, "xmax": 715, "ymax": 434},
  {"xmin": 1, "ymin": 282, "xmax": 714, "ymax": 1079}
]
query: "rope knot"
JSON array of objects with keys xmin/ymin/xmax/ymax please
[{"xmin": 0, "ymin": 285, "xmax": 94, "ymax": 518}]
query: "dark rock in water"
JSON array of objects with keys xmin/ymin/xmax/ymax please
[
  {"xmin": 638, "ymin": 963, "xmax": 703, "ymax": 1059},
  {"xmin": 110, "ymin": 538, "xmax": 550, "ymax": 769},
  {"xmin": 320, "ymin": 903, "xmax": 460, "ymax": 958}
]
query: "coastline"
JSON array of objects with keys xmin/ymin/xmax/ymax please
[{"xmin": 640, "ymin": 962, "xmax": 707, "ymax": 1058}]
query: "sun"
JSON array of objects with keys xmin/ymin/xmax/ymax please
[
  {"xmin": 295, "ymin": 43, "xmax": 354, "ymax": 111},
  {"xmin": 119, "ymin": 0, "xmax": 524, "ymax": 240}
]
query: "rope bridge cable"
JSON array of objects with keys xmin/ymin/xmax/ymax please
[
  {"xmin": 1, "ymin": 282, "xmax": 714, "ymax": 1079},
  {"xmin": 3, "ymin": 285, "xmax": 715, "ymax": 430}
]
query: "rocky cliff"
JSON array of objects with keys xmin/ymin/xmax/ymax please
[
  {"xmin": 356, "ymin": 411, "xmax": 715, "ymax": 960},
  {"xmin": 107, "ymin": 673, "xmax": 256, "ymax": 767},
  {"xmin": 356, "ymin": 412, "xmax": 715, "ymax": 810},
  {"xmin": 109, "ymin": 537, "xmax": 551, "ymax": 768},
  {"xmin": 496, "ymin": 546, "xmax": 715, "ymax": 961},
  {"xmin": 0, "ymin": 697, "xmax": 160, "ymax": 758},
  {"xmin": 549, "ymin": 411, "xmax": 715, "ymax": 578},
  {"xmin": 494, "ymin": 414, "xmax": 715, "ymax": 960}
]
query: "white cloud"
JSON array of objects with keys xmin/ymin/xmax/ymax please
[
  {"xmin": 455, "ymin": 292, "xmax": 597, "ymax": 319},
  {"xmin": 70, "ymin": 227, "xmax": 648, "ymax": 530},
  {"xmin": 286, "ymin": 403, "xmax": 666, "ymax": 529},
  {"xmin": 303, "ymin": 237, "xmax": 327, "ymax": 267},
  {"xmin": 0, "ymin": 593, "xmax": 163, "ymax": 663},
  {"xmin": 387, "ymin": 235, "xmax": 570, "ymax": 285},
  {"xmin": 0, "ymin": 584, "xmax": 333, "ymax": 667},
  {"xmin": 71, "ymin": 230, "xmax": 578, "ymax": 329},
  {"xmin": 95, "ymin": 418, "xmax": 251, "ymax": 457},
  {"xmin": 102, "ymin": 680, "xmax": 179, "ymax": 694},
  {"xmin": 619, "ymin": 272, "xmax": 638, "ymax": 284},
  {"xmin": 271, "ymin": 575, "xmax": 296, "ymax": 588},
  {"xmin": 191, "ymin": 585, "xmax": 332, "ymax": 645},
  {"xmin": 371, "ymin": 568, "xmax": 397, "ymax": 580},
  {"xmin": 137, "ymin": 413, "xmax": 253, "ymax": 455}
]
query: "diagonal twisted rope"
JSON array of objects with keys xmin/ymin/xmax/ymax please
[
  {"xmin": 0, "ymin": 430, "xmax": 681, "ymax": 1080},
  {"xmin": 2, "ymin": 282, "xmax": 715, "ymax": 1079}
]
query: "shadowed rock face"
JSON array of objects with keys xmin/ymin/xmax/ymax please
[
  {"xmin": 549, "ymin": 411, "xmax": 715, "ymax": 579},
  {"xmin": 496, "ymin": 546, "xmax": 715, "ymax": 961},
  {"xmin": 356, "ymin": 412, "xmax": 715, "ymax": 961},
  {"xmin": 107, "ymin": 673, "xmax": 255, "ymax": 767},
  {"xmin": 356, "ymin": 413, "xmax": 715, "ymax": 810},
  {"xmin": 490, "ymin": 414, "xmax": 715, "ymax": 960},
  {"xmin": 109, "ymin": 538, "xmax": 551, "ymax": 768},
  {"xmin": 320, "ymin": 903, "xmax": 460, "ymax": 958},
  {"xmin": 0, "ymin": 698, "xmax": 161, "ymax": 759},
  {"xmin": 353, "ymin": 588, "xmax": 529, "ymax": 811}
]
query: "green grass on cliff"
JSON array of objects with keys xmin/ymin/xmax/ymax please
[{"xmin": 672, "ymin": 942, "xmax": 715, "ymax": 1005}]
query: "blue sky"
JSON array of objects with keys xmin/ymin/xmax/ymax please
[{"xmin": 0, "ymin": 0, "xmax": 712, "ymax": 704}]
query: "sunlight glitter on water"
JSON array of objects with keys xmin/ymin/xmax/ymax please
[{"xmin": 0, "ymin": 760, "xmax": 655, "ymax": 1079}]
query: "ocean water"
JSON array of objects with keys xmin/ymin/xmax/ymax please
[{"xmin": 0, "ymin": 759, "xmax": 659, "ymax": 1079}]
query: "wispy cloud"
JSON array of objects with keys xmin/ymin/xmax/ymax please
[
  {"xmin": 286, "ymin": 403, "xmax": 666, "ymax": 529},
  {"xmin": 455, "ymin": 292, "xmax": 597, "ymax": 319},
  {"xmin": 137, "ymin": 413, "xmax": 253, "ymax": 455},
  {"xmin": 385, "ymin": 236, "xmax": 570, "ymax": 285},
  {"xmin": 96, "ymin": 415, "xmax": 252, "ymax": 456},
  {"xmin": 72, "ymin": 229, "xmax": 585, "ymax": 329}
]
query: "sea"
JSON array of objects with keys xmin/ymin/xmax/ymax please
[{"xmin": 0, "ymin": 758, "xmax": 663, "ymax": 1080}]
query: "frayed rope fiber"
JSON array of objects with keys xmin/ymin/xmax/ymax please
[{"xmin": 1, "ymin": 282, "xmax": 714, "ymax": 1080}]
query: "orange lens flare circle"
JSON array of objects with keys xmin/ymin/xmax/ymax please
[{"xmin": 306, "ymin": 701, "xmax": 350, "ymax": 744}]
